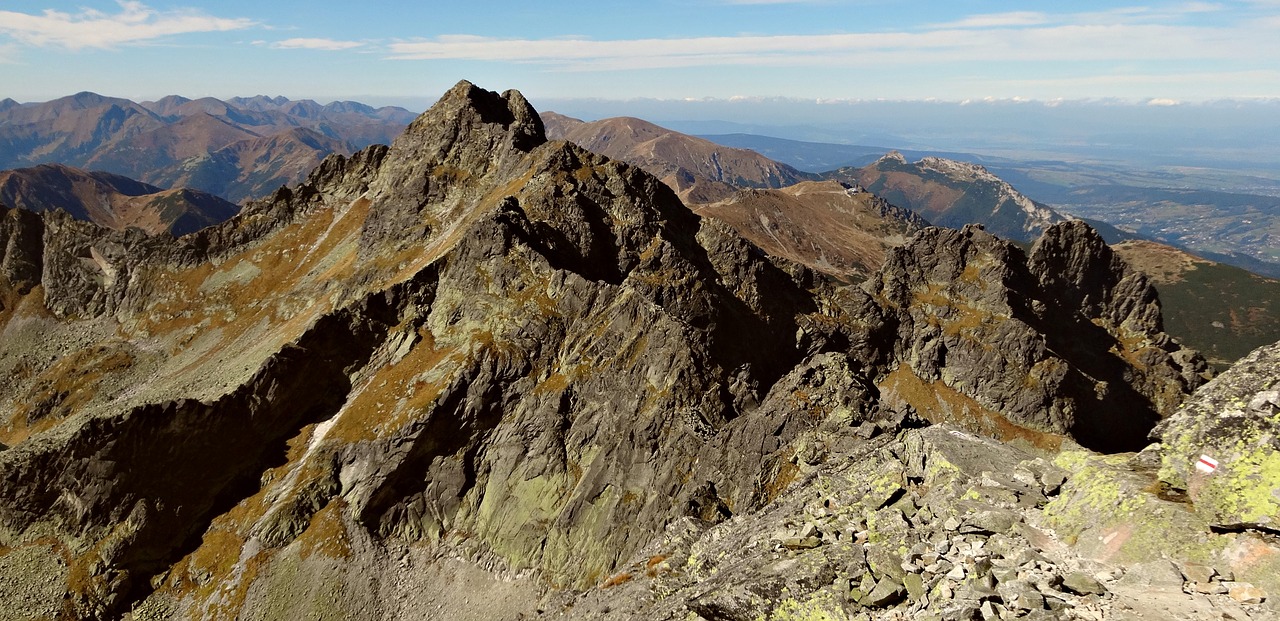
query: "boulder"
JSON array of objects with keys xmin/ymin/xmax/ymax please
[{"xmin": 1154, "ymin": 340, "xmax": 1280, "ymax": 530}]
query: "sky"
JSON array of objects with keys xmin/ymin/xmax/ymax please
[{"xmin": 2, "ymin": 0, "xmax": 1280, "ymax": 107}]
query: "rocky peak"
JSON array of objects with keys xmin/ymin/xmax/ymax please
[
  {"xmin": 918, "ymin": 156, "xmax": 996, "ymax": 183},
  {"xmin": 843, "ymin": 153, "xmax": 1065, "ymax": 242},
  {"xmin": 869, "ymin": 221, "xmax": 1207, "ymax": 453},
  {"xmin": 0, "ymin": 203, "xmax": 45, "ymax": 296},
  {"xmin": 1029, "ymin": 219, "xmax": 1162, "ymax": 334},
  {"xmin": 875, "ymin": 150, "xmax": 908, "ymax": 166},
  {"xmin": 392, "ymin": 80, "xmax": 545, "ymax": 173}
]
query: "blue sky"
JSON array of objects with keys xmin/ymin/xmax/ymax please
[{"xmin": 1, "ymin": 1, "xmax": 1279, "ymax": 106}]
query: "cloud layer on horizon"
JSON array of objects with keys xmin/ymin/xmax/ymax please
[{"xmin": 382, "ymin": 6, "xmax": 1270, "ymax": 71}]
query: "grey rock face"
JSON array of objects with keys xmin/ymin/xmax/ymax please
[
  {"xmin": 0, "ymin": 204, "xmax": 43, "ymax": 296},
  {"xmin": 869, "ymin": 223, "xmax": 1207, "ymax": 452}
]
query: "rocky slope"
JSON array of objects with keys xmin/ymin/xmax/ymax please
[
  {"xmin": 0, "ymin": 82, "xmax": 1238, "ymax": 621},
  {"xmin": 0, "ymin": 92, "xmax": 416, "ymax": 204},
  {"xmin": 0, "ymin": 163, "xmax": 239, "ymax": 236},
  {"xmin": 542, "ymin": 112, "xmax": 816, "ymax": 203},
  {"xmin": 829, "ymin": 152, "xmax": 1065, "ymax": 243}
]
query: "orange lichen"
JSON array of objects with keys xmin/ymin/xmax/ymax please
[
  {"xmin": 600, "ymin": 572, "xmax": 634, "ymax": 589},
  {"xmin": 761, "ymin": 459, "xmax": 801, "ymax": 505}
]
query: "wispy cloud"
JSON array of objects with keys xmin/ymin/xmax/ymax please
[
  {"xmin": 386, "ymin": 20, "xmax": 1268, "ymax": 71},
  {"xmin": 0, "ymin": 1, "xmax": 254, "ymax": 50},
  {"xmin": 381, "ymin": 2, "xmax": 1271, "ymax": 75},
  {"xmin": 270, "ymin": 37, "xmax": 364, "ymax": 51},
  {"xmin": 933, "ymin": 12, "xmax": 1049, "ymax": 29}
]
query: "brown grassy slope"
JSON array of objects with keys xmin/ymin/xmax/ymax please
[
  {"xmin": 542, "ymin": 112, "xmax": 815, "ymax": 203},
  {"xmin": 155, "ymin": 127, "xmax": 350, "ymax": 204},
  {"xmin": 695, "ymin": 180, "xmax": 926, "ymax": 281}
]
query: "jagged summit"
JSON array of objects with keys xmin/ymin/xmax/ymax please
[
  {"xmin": 399, "ymin": 80, "xmax": 545, "ymax": 156},
  {"xmin": 875, "ymin": 150, "xmax": 908, "ymax": 165},
  {"xmin": 0, "ymin": 82, "xmax": 1233, "ymax": 621}
]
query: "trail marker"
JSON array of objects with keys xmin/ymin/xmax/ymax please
[{"xmin": 1196, "ymin": 454, "xmax": 1218, "ymax": 474}]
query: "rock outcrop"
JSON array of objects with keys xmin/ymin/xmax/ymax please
[
  {"xmin": 0, "ymin": 81, "xmax": 1222, "ymax": 620},
  {"xmin": 870, "ymin": 222, "xmax": 1207, "ymax": 452},
  {"xmin": 1153, "ymin": 341, "xmax": 1280, "ymax": 531}
]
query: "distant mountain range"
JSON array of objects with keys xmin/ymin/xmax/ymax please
[
  {"xmin": 542, "ymin": 112, "xmax": 815, "ymax": 203},
  {"xmin": 0, "ymin": 92, "xmax": 416, "ymax": 204},
  {"xmin": 699, "ymin": 132, "xmax": 1280, "ymax": 277},
  {"xmin": 696, "ymin": 132, "xmax": 1004, "ymax": 173},
  {"xmin": 0, "ymin": 163, "xmax": 237, "ymax": 236},
  {"xmin": 826, "ymin": 152, "xmax": 1063, "ymax": 243}
]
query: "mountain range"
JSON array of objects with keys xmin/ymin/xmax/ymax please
[
  {"xmin": 0, "ymin": 81, "xmax": 1276, "ymax": 621},
  {"xmin": 0, "ymin": 92, "xmax": 416, "ymax": 204},
  {"xmin": 541, "ymin": 119, "xmax": 1280, "ymax": 368},
  {"xmin": 3, "ymin": 93, "xmax": 1277, "ymax": 372},
  {"xmin": 0, "ymin": 163, "xmax": 238, "ymax": 236},
  {"xmin": 700, "ymin": 132, "xmax": 1280, "ymax": 278}
]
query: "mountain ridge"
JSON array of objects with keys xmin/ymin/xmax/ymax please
[
  {"xmin": 542, "ymin": 111, "xmax": 817, "ymax": 203},
  {"xmin": 0, "ymin": 163, "xmax": 239, "ymax": 236},
  {"xmin": 3, "ymin": 81, "xmax": 1274, "ymax": 621},
  {"xmin": 0, "ymin": 92, "xmax": 417, "ymax": 204}
]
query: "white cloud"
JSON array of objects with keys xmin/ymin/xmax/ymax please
[
  {"xmin": 963, "ymin": 69, "xmax": 1280, "ymax": 100},
  {"xmin": 386, "ymin": 20, "xmax": 1268, "ymax": 71},
  {"xmin": 932, "ymin": 12, "xmax": 1049, "ymax": 29},
  {"xmin": 271, "ymin": 38, "xmax": 364, "ymax": 51},
  {"xmin": 1177, "ymin": 2, "xmax": 1225, "ymax": 12},
  {"xmin": 1147, "ymin": 97, "xmax": 1182, "ymax": 105},
  {"xmin": 0, "ymin": 1, "xmax": 254, "ymax": 50}
]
